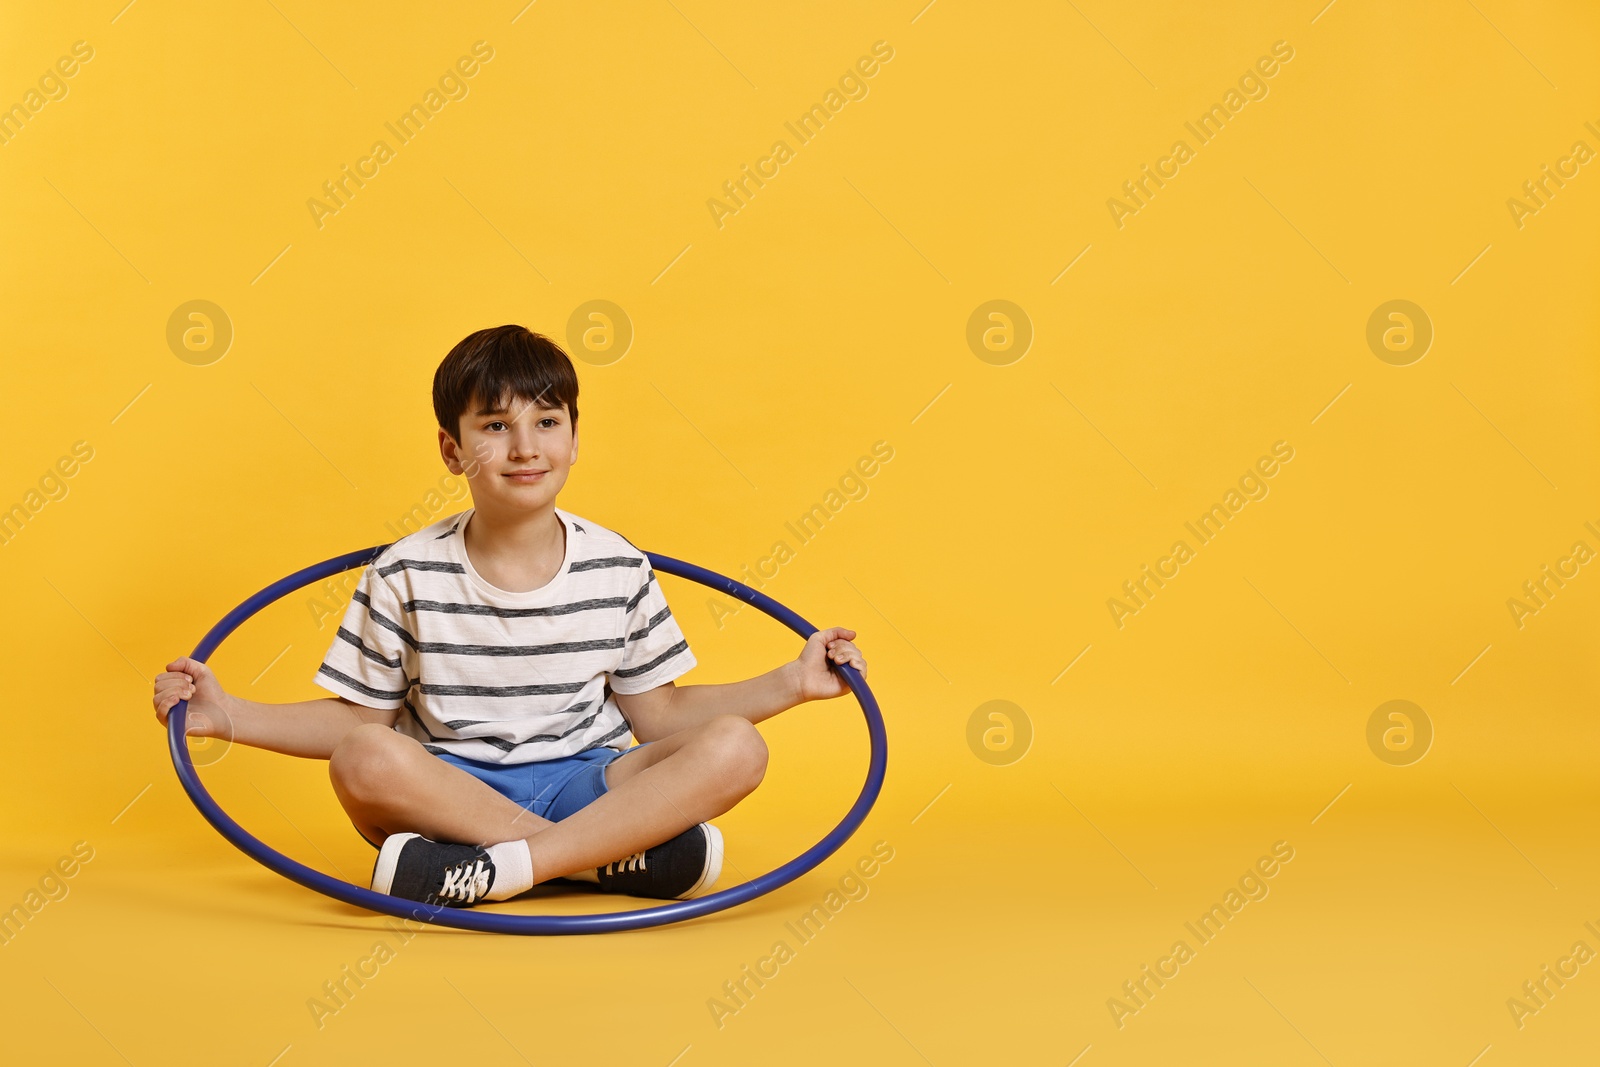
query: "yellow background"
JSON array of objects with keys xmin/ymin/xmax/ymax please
[{"xmin": 3, "ymin": 0, "xmax": 1598, "ymax": 1063}]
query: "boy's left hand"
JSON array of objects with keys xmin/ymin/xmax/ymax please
[{"xmin": 792, "ymin": 627, "xmax": 867, "ymax": 702}]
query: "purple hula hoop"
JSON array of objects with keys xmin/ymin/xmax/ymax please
[{"xmin": 167, "ymin": 544, "xmax": 888, "ymax": 933}]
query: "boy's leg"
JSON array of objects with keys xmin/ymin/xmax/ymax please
[
  {"xmin": 522, "ymin": 713, "xmax": 767, "ymax": 883},
  {"xmin": 334, "ymin": 715, "xmax": 767, "ymax": 888},
  {"xmin": 329, "ymin": 722, "xmax": 557, "ymax": 847}
]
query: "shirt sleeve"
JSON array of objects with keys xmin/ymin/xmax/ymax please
[
  {"xmin": 313, "ymin": 563, "xmax": 415, "ymax": 709},
  {"xmin": 609, "ymin": 562, "xmax": 697, "ymax": 694}
]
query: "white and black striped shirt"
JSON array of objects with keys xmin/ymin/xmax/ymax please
[{"xmin": 313, "ymin": 507, "xmax": 695, "ymax": 764}]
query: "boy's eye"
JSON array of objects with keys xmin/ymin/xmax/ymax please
[{"xmin": 485, "ymin": 417, "xmax": 557, "ymax": 431}]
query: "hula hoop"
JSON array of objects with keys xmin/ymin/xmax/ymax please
[{"xmin": 167, "ymin": 544, "xmax": 888, "ymax": 934}]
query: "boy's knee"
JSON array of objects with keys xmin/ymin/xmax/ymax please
[
  {"xmin": 704, "ymin": 715, "xmax": 767, "ymax": 793},
  {"xmin": 329, "ymin": 722, "xmax": 412, "ymax": 801}
]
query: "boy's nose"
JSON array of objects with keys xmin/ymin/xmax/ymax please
[{"xmin": 509, "ymin": 427, "xmax": 538, "ymax": 458}]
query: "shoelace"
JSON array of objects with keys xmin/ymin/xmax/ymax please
[
  {"xmin": 437, "ymin": 858, "xmax": 491, "ymax": 903},
  {"xmin": 603, "ymin": 850, "xmax": 648, "ymax": 876}
]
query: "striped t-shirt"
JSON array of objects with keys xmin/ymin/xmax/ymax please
[{"xmin": 313, "ymin": 507, "xmax": 696, "ymax": 764}]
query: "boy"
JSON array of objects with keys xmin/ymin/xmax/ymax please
[{"xmin": 152, "ymin": 325, "xmax": 867, "ymax": 907}]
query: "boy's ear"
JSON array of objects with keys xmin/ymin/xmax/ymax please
[{"xmin": 438, "ymin": 428, "xmax": 466, "ymax": 475}]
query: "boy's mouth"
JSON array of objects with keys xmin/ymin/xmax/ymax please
[{"xmin": 504, "ymin": 469, "xmax": 548, "ymax": 483}]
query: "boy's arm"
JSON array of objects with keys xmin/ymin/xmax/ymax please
[
  {"xmin": 157, "ymin": 654, "xmax": 399, "ymax": 760},
  {"xmin": 617, "ymin": 666, "xmax": 801, "ymax": 744},
  {"xmin": 614, "ymin": 626, "xmax": 865, "ymax": 743},
  {"xmin": 221, "ymin": 692, "xmax": 399, "ymax": 760}
]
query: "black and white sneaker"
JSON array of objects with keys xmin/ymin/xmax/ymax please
[
  {"xmin": 371, "ymin": 832, "xmax": 496, "ymax": 907},
  {"xmin": 595, "ymin": 823, "xmax": 723, "ymax": 900}
]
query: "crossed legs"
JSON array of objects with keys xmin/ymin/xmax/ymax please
[{"xmin": 328, "ymin": 714, "xmax": 768, "ymax": 885}]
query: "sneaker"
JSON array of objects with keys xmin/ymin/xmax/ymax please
[
  {"xmin": 595, "ymin": 823, "xmax": 724, "ymax": 900},
  {"xmin": 371, "ymin": 832, "xmax": 496, "ymax": 907}
]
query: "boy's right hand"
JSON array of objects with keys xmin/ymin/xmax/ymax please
[{"xmin": 153, "ymin": 657, "xmax": 234, "ymax": 739}]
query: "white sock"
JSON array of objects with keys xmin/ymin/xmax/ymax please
[{"xmin": 483, "ymin": 840, "xmax": 534, "ymax": 901}]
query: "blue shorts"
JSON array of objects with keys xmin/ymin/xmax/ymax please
[{"xmin": 353, "ymin": 742, "xmax": 648, "ymax": 848}]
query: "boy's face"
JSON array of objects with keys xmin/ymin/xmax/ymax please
[{"xmin": 439, "ymin": 390, "xmax": 577, "ymax": 514}]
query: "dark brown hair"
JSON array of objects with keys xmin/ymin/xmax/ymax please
[{"xmin": 432, "ymin": 325, "xmax": 579, "ymax": 444}]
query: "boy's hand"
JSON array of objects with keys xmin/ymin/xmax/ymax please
[
  {"xmin": 791, "ymin": 627, "xmax": 867, "ymax": 702},
  {"xmin": 153, "ymin": 657, "xmax": 234, "ymax": 739}
]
